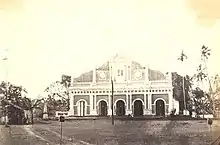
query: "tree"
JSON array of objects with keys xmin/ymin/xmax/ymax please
[
  {"xmin": 194, "ymin": 45, "xmax": 215, "ymax": 115},
  {"xmin": 61, "ymin": 75, "xmax": 71, "ymax": 111},
  {"xmin": 191, "ymin": 87, "xmax": 213, "ymax": 116},
  {"xmin": 211, "ymin": 74, "xmax": 220, "ymax": 112},
  {"xmin": 43, "ymin": 78, "xmax": 71, "ymax": 117},
  {"xmin": 0, "ymin": 81, "xmax": 26, "ymax": 124},
  {"xmin": 172, "ymin": 72, "xmax": 193, "ymax": 112},
  {"xmin": 21, "ymin": 97, "xmax": 43, "ymax": 124},
  {"xmin": 178, "ymin": 50, "xmax": 188, "ymax": 112}
]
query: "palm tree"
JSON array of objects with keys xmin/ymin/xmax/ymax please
[
  {"xmin": 178, "ymin": 50, "xmax": 188, "ymax": 114},
  {"xmin": 200, "ymin": 45, "xmax": 215, "ymax": 115}
]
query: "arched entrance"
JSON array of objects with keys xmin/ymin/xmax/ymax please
[
  {"xmin": 156, "ymin": 100, "xmax": 165, "ymax": 116},
  {"xmin": 116, "ymin": 100, "xmax": 125, "ymax": 116},
  {"xmin": 98, "ymin": 100, "xmax": 107, "ymax": 116},
  {"xmin": 133, "ymin": 100, "xmax": 143, "ymax": 116},
  {"xmin": 78, "ymin": 100, "xmax": 86, "ymax": 116}
]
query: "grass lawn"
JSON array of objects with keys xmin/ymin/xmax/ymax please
[{"xmin": 31, "ymin": 119, "xmax": 220, "ymax": 145}]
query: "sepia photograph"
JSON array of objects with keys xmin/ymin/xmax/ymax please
[{"xmin": 0, "ymin": 0, "xmax": 220, "ymax": 144}]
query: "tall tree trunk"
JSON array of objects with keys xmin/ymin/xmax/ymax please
[
  {"xmin": 31, "ymin": 109, "xmax": 34, "ymax": 125},
  {"xmin": 204, "ymin": 59, "xmax": 215, "ymax": 116},
  {"xmin": 183, "ymin": 76, "xmax": 186, "ymax": 111}
]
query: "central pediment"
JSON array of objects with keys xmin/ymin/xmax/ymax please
[{"xmin": 73, "ymin": 54, "xmax": 166, "ymax": 83}]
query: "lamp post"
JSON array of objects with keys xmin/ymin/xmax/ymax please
[
  {"xmin": 2, "ymin": 49, "xmax": 9, "ymax": 126},
  {"xmin": 110, "ymin": 66, "xmax": 114, "ymax": 125},
  {"xmin": 111, "ymin": 78, "xmax": 114, "ymax": 125}
]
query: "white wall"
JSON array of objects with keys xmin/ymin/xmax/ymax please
[{"xmin": 173, "ymin": 99, "xmax": 179, "ymax": 115}]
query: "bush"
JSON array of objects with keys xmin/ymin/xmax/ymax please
[{"xmin": 170, "ymin": 109, "xmax": 176, "ymax": 118}]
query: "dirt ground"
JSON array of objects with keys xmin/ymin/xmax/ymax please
[{"xmin": 30, "ymin": 119, "xmax": 220, "ymax": 145}]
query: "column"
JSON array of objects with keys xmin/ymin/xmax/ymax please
[
  {"xmin": 126, "ymin": 93, "xmax": 132, "ymax": 115},
  {"xmin": 144, "ymin": 93, "xmax": 147, "ymax": 109},
  {"xmin": 94, "ymin": 95, "xmax": 97, "ymax": 115},
  {"xmin": 108, "ymin": 94, "xmax": 112, "ymax": 115},
  {"xmin": 69, "ymin": 93, "xmax": 74, "ymax": 115},
  {"xmin": 130, "ymin": 93, "xmax": 132, "ymax": 114},
  {"xmin": 90, "ymin": 94, "xmax": 95, "ymax": 115},
  {"xmin": 143, "ymin": 93, "xmax": 148, "ymax": 115},
  {"xmin": 148, "ymin": 93, "xmax": 152, "ymax": 115},
  {"xmin": 168, "ymin": 91, "xmax": 173, "ymax": 114}
]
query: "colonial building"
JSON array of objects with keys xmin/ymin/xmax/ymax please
[{"xmin": 68, "ymin": 55, "xmax": 179, "ymax": 117}]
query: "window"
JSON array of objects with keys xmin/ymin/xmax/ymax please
[
  {"xmin": 118, "ymin": 70, "xmax": 120, "ymax": 76},
  {"xmin": 118, "ymin": 69, "xmax": 124, "ymax": 76}
]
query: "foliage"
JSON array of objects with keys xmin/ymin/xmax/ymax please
[
  {"xmin": 21, "ymin": 97, "xmax": 43, "ymax": 124},
  {"xmin": 191, "ymin": 87, "xmax": 213, "ymax": 114},
  {"xmin": 44, "ymin": 78, "xmax": 71, "ymax": 116},
  {"xmin": 0, "ymin": 81, "xmax": 26, "ymax": 124},
  {"xmin": 61, "ymin": 75, "xmax": 71, "ymax": 111},
  {"xmin": 211, "ymin": 74, "xmax": 220, "ymax": 110},
  {"xmin": 0, "ymin": 81, "xmax": 43, "ymax": 124},
  {"xmin": 45, "ymin": 75, "xmax": 71, "ymax": 115},
  {"xmin": 178, "ymin": 50, "xmax": 188, "ymax": 62},
  {"xmin": 193, "ymin": 45, "xmax": 214, "ymax": 115},
  {"xmin": 201, "ymin": 45, "xmax": 211, "ymax": 61},
  {"xmin": 172, "ymin": 72, "xmax": 193, "ymax": 111},
  {"xmin": 193, "ymin": 64, "xmax": 208, "ymax": 82}
]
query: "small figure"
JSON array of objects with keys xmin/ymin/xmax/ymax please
[
  {"xmin": 207, "ymin": 118, "xmax": 213, "ymax": 125},
  {"xmin": 207, "ymin": 118, "xmax": 213, "ymax": 132}
]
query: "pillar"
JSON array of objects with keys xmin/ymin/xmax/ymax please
[
  {"xmin": 89, "ymin": 94, "xmax": 95, "ymax": 115},
  {"xmin": 94, "ymin": 95, "xmax": 97, "ymax": 115},
  {"xmin": 168, "ymin": 92, "xmax": 173, "ymax": 114},
  {"xmin": 108, "ymin": 95, "xmax": 112, "ymax": 115},
  {"xmin": 43, "ymin": 102, "xmax": 49, "ymax": 120},
  {"xmin": 69, "ymin": 93, "xmax": 74, "ymax": 116},
  {"xmin": 126, "ymin": 93, "xmax": 132, "ymax": 115},
  {"xmin": 144, "ymin": 93, "xmax": 147, "ymax": 109},
  {"xmin": 147, "ymin": 93, "xmax": 152, "ymax": 115},
  {"xmin": 143, "ymin": 93, "xmax": 148, "ymax": 115},
  {"xmin": 130, "ymin": 93, "xmax": 132, "ymax": 114}
]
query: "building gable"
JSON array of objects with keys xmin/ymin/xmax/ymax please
[{"xmin": 73, "ymin": 55, "xmax": 166, "ymax": 83}]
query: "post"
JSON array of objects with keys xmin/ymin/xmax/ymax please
[
  {"xmin": 59, "ymin": 116, "xmax": 65, "ymax": 145},
  {"xmin": 111, "ymin": 79, "xmax": 114, "ymax": 125},
  {"xmin": 4, "ymin": 51, "xmax": 9, "ymax": 127},
  {"xmin": 60, "ymin": 121, "xmax": 62, "ymax": 145}
]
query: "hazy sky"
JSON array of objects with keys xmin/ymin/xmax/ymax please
[{"xmin": 0, "ymin": 0, "xmax": 219, "ymax": 97}]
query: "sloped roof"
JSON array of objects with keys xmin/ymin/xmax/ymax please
[
  {"xmin": 73, "ymin": 61, "xmax": 166, "ymax": 82},
  {"xmin": 148, "ymin": 69, "xmax": 166, "ymax": 81},
  {"xmin": 73, "ymin": 70, "xmax": 93, "ymax": 82},
  {"xmin": 97, "ymin": 61, "xmax": 110, "ymax": 70}
]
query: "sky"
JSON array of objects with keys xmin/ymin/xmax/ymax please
[{"xmin": 0, "ymin": 0, "xmax": 220, "ymax": 98}]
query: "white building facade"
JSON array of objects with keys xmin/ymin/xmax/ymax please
[{"xmin": 68, "ymin": 55, "xmax": 179, "ymax": 117}]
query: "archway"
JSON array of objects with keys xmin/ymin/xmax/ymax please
[
  {"xmin": 77, "ymin": 100, "xmax": 86, "ymax": 116},
  {"xmin": 116, "ymin": 100, "xmax": 125, "ymax": 116},
  {"xmin": 98, "ymin": 100, "xmax": 107, "ymax": 116},
  {"xmin": 156, "ymin": 100, "xmax": 165, "ymax": 116},
  {"xmin": 134, "ymin": 100, "xmax": 143, "ymax": 116}
]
